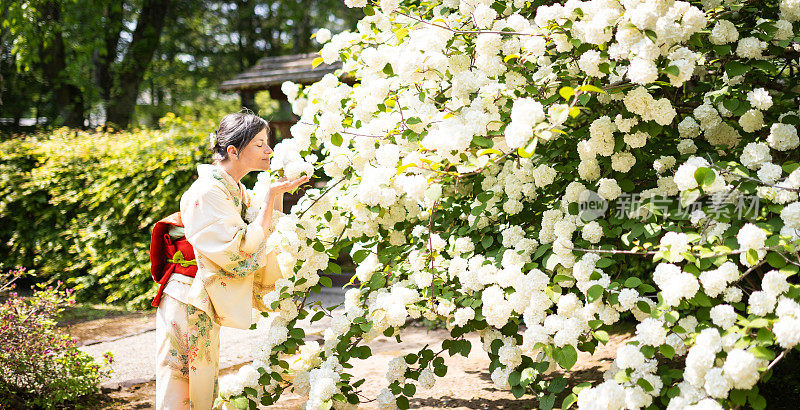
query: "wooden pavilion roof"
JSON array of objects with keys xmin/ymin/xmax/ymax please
[{"xmin": 218, "ymin": 52, "xmax": 343, "ymax": 93}]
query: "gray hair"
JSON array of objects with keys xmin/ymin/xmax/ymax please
[{"xmin": 210, "ymin": 109, "xmax": 269, "ymax": 161}]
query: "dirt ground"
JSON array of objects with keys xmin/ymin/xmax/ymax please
[{"xmin": 63, "ymin": 310, "xmax": 633, "ymax": 409}]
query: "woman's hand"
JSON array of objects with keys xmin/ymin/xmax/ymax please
[{"xmin": 269, "ymin": 175, "xmax": 310, "ymax": 198}]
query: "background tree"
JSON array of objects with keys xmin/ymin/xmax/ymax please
[{"xmin": 0, "ymin": 0, "xmax": 362, "ymax": 130}]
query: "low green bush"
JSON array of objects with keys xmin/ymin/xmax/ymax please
[
  {"xmin": 0, "ymin": 114, "xmax": 212, "ymax": 307},
  {"xmin": 0, "ymin": 267, "xmax": 113, "ymax": 407}
]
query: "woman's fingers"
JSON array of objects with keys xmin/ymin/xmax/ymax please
[{"xmin": 271, "ymin": 176, "xmax": 310, "ymax": 195}]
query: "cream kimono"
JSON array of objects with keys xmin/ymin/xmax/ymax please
[{"xmin": 155, "ymin": 164, "xmax": 283, "ymax": 409}]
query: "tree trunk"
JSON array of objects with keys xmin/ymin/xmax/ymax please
[
  {"xmin": 39, "ymin": 1, "xmax": 85, "ymax": 128},
  {"xmin": 293, "ymin": 0, "xmax": 313, "ymax": 53},
  {"xmin": 105, "ymin": 0, "xmax": 171, "ymax": 129},
  {"xmin": 93, "ymin": 0, "xmax": 124, "ymax": 102}
]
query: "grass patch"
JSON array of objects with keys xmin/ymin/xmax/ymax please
[{"xmin": 56, "ymin": 303, "xmax": 145, "ymax": 326}]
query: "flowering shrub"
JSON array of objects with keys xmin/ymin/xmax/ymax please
[
  {"xmin": 0, "ymin": 267, "xmax": 113, "ymax": 407},
  {"xmin": 218, "ymin": 1, "xmax": 800, "ymax": 409}
]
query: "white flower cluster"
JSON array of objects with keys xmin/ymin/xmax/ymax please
[
  {"xmin": 230, "ymin": 0, "xmax": 800, "ymax": 408},
  {"xmin": 653, "ymin": 263, "xmax": 699, "ymax": 306}
]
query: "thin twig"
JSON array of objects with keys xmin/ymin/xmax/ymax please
[
  {"xmin": 394, "ymin": 9, "xmax": 535, "ymax": 37},
  {"xmin": 297, "ymin": 178, "xmax": 345, "ymax": 220},
  {"xmin": 766, "ymin": 350, "xmax": 787, "ymax": 373}
]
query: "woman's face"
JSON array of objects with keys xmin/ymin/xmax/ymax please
[{"xmin": 235, "ymin": 129, "xmax": 272, "ymax": 172}]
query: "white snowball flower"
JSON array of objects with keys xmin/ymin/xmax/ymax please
[
  {"xmin": 722, "ymin": 349, "xmax": 760, "ymax": 389},
  {"xmin": 616, "ymin": 344, "xmax": 645, "ymax": 369},
  {"xmin": 703, "ymin": 367, "xmax": 731, "ymax": 399},
  {"xmin": 736, "ymin": 37, "xmax": 766, "ymax": 59},
  {"xmin": 738, "ymin": 109, "xmax": 764, "ymax": 133},
  {"xmin": 581, "ymin": 221, "xmax": 603, "ymax": 244},
  {"xmin": 627, "ymin": 58, "xmax": 659, "ymax": 85},
  {"xmin": 472, "ymin": 4, "xmax": 497, "ymax": 29},
  {"xmin": 709, "ymin": 304, "xmax": 737, "ymax": 330},
  {"xmin": 748, "ymin": 290, "xmax": 776, "ymax": 316},
  {"xmin": 746, "ymin": 88, "xmax": 773, "ymax": 110},
  {"xmin": 767, "ymin": 123, "xmax": 799, "ymax": 151},
  {"xmin": 453, "ymin": 307, "xmax": 475, "ymax": 327},
  {"xmin": 782, "ymin": 202, "xmax": 800, "ymax": 229},
  {"xmin": 709, "ymin": 20, "xmax": 739, "ymax": 44},
  {"xmin": 315, "ymin": 28, "xmax": 332, "ymax": 44},
  {"xmin": 740, "ymin": 142, "xmax": 771, "ymax": 170},
  {"xmin": 636, "ymin": 318, "xmax": 667, "ymax": 346},
  {"xmin": 576, "ymin": 380, "xmax": 626, "ymax": 410},
  {"xmin": 660, "ymin": 231, "xmax": 690, "ymax": 263},
  {"xmin": 758, "ymin": 162, "xmax": 783, "ymax": 184},
  {"xmin": 737, "ymin": 223, "xmax": 767, "ymax": 250},
  {"xmin": 774, "ymin": 317, "xmax": 800, "ymax": 348},
  {"xmin": 762, "ymin": 270, "xmax": 789, "ymax": 297},
  {"xmin": 597, "ymin": 178, "xmax": 622, "ymax": 201}
]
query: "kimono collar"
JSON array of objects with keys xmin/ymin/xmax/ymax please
[{"xmin": 197, "ymin": 164, "xmax": 245, "ymax": 205}]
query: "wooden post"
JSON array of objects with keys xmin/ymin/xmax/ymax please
[{"xmin": 239, "ymin": 89, "xmax": 258, "ymax": 113}]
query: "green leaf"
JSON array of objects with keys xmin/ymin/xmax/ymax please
[
  {"xmin": 746, "ymin": 248, "xmax": 760, "ymax": 266},
  {"xmin": 694, "ymin": 167, "xmax": 716, "ymax": 187},
  {"xmin": 540, "ymin": 393, "xmax": 556, "ymax": 410},
  {"xmin": 750, "ymin": 393, "xmax": 767, "ymax": 410},
  {"xmin": 756, "ymin": 327, "xmax": 774, "ymax": 343},
  {"xmin": 396, "ymin": 396, "xmax": 409, "ymax": 410},
  {"xmin": 766, "ymin": 252, "xmax": 787, "ymax": 268},
  {"xmin": 731, "ymin": 389, "xmax": 747, "ymax": 406},
  {"xmin": 319, "ymin": 275, "xmax": 333, "ymax": 288},
  {"xmin": 548, "ymin": 377, "xmax": 568, "ymax": 393},
  {"xmin": 750, "ymin": 345, "xmax": 775, "ymax": 361},
  {"xmin": 593, "ymin": 330, "xmax": 609, "ymax": 344},
  {"xmin": 725, "ymin": 61, "xmax": 748, "ymax": 78},
  {"xmin": 289, "ymin": 328, "xmax": 305, "ymax": 339},
  {"xmin": 660, "ymin": 344, "xmax": 675, "ymax": 359},
  {"xmin": 596, "ymin": 258, "xmax": 614, "ymax": 268},
  {"xmin": 402, "ymin": 383, "xmax": 416, "ymax": 396},
  {"xmin": 554, "ymin": 345, "xmax": 578, "ymax": 370},
  {"xmin": 230, "ymin": 396, "xmax": 250, "ymax": 410},
  {"xmin": 662, "ymin": 65, "xmax": 680, "ymax": 77},
  {"xmin": 331, "ymin": 133, "xmax": 343, "ymax": 146},
  {"xmin": 624, "ymin": 277, "xmax": 642, "ymax": 288},
  {"xmin": 723, "ymin": 98, "xmax": 740, "ymax": 112},
  {"xmin": 561, "ymin": 393, "xmax": 577, "ymax": 410},
  {"xmin": 587, "ymin": 284, "xmax": 604, "ymax": 302}
]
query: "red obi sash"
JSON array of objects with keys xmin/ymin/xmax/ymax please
[{"xmin": 150, "ymin": 212, "xmax": 198, "ymax": 307}]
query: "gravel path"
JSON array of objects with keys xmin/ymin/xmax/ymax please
[
  {"xmin": 79, "ymin": 288, "xmax": 346, "ymax": 388},
  {"xmin": 76, "ymin": 288, "xmax": 631, "ymax": 408}
]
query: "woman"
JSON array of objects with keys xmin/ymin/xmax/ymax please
[{"xmin": 155, "ymin": 111, "xmax": 310, "ymax": 409}]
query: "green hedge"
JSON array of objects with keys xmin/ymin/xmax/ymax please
[{"xmin": 0, "ymin": 114, "xmax": 213, "ymax": 308}]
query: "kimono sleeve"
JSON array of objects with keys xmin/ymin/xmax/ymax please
[{"xmin": 182, "ymin": 186, "xmax": 272, "ymax": 278}]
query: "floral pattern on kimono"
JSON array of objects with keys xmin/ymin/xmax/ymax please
[
  {"xmin": 181, "ymin": 164, "xmax": 285, "ymax": 330},
  {"xmin": 165, "ymin": 320, "xmax": 190, "ymax": 377}
]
